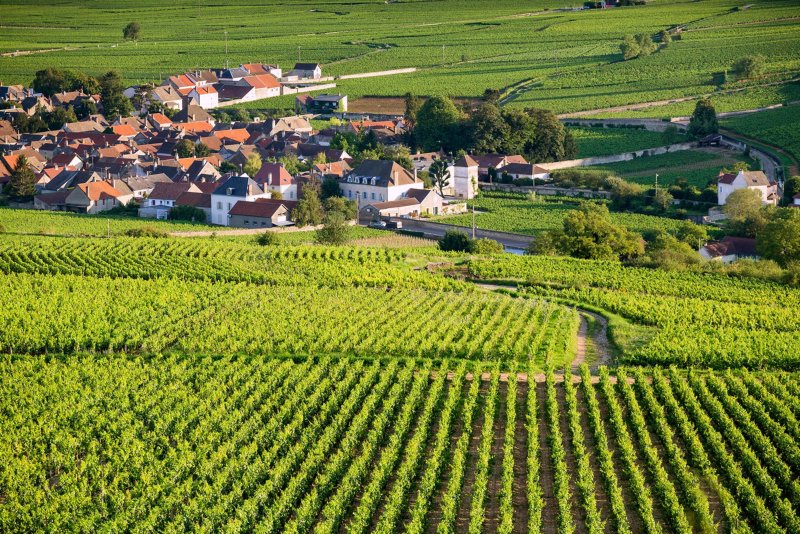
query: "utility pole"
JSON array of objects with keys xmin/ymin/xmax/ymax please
[
  {"xmin": 298, "ymin": 46, "xmax": 301, "ymax": 63},
  {"xmin": 654, "ymin": 173, "xmax": 659, "ymax": 192},
  {"xmin": 471, "ymin": 202, "xmax": 476, "ymax": 239}
]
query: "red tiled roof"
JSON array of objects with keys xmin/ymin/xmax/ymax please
[{"xmin": 229, "ymin": 199, "xmax": 285, "ymax": 218}]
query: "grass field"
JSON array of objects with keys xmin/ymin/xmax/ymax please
[
  {"xmin": 583, "ymin": 148, "xmax": 748, "ymax": 187},
  {"xmin": 1, "ymin": 0, "xmax": 799, "ymax": 115}
]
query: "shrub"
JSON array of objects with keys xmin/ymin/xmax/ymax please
[
  {"xmin": 471, "ymin": 238, "xmax": 504, "ymax": 254},
  {"xmin": 255, "ymin": 231, "xmax": 278, "ymax": 246},
  {"xmin": 125, "ymin": 225, "xmax": 167, "ymax": 238},
  {"xmin": 438, "ymin": 230, "xmax": 472, "ymax": 252},
  {"xmin": 169, "ymin": 205, "xmax": 207, "ymax": 223}
]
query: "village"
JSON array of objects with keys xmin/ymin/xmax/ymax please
[{"xmin": 0, "ymin": 62, "xmax": 790, "ymax": 263}]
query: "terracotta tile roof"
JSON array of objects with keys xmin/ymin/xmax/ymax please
[
  {"xmin": 243, "ymin": 74, "xmax": 280, "ymax": 89},
  {"xmin": 149, "ymin": 113, "xmax": 171, "ymax": 125},
  {"xmin": 454, "ymin": 155, "xmax": 478, "ymax": 167},
  {"xmin": 175, "ymin": 191, "xmax": 211, "ymax": 208},
  {"xmin": 214, "ymin": 128, "xmax": 250, "ymax": 144},
  {"xmin": 149, "ymin": 182, "xmax": 198, "ymax": 201},
  {"xmin": 702, "ymin": 236, "xmax": 757, "ymax": 258},
  {"xmin": 255, "ymin": 162, "xmax": 294, "ymax": 187},
  {"xmin": 78, "ymin": 181, "xmax": 122, "ymax": 201},
  {"xmin": 174, "ymin": 121, "xmax": 213, "ymax": 134}
]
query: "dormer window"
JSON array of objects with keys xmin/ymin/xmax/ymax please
[{"xmin": 370, "ymin": 178, "xmax": 376, "ymax": 186}]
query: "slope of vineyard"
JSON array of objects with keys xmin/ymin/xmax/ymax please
[
  {"xmin": 2, "ymin": 357, "xmax": 798, "ymax": 532},
  {"xmin": 467, "ymin": 255, "xmax": 800, "ymax": 369}
]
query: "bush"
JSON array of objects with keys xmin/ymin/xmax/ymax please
[
  {"xmin": 255, "ymin": 231, "xmax": 278, "ymax": 246},
  {"xmin": 125, "ymin": 225, "xmax": 167, "ymax": 238},
  {"xmin": 169, "ymin": 205, "xmax": 207, "ymax": 223},
  {"xmin": 512, "ymin": 178, "xmax": 534, "ymax": 187},
  {"xmin": 471, "ymin": 238, "xmax": 504, "ymax": 254},
  {"xmin": 315, "ymin": 212, "xmax": 351, "ymax": 245},
  {"xmin": 438, "ymin": 230, "xmax": 472, "ymax": 252}
]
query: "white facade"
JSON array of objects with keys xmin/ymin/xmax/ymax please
[
  {"xmin": 453, "ymin": 161, "xmax": 478, "ymax": 199},
  {"xmin": 266, "ymin": 183, "xmax": 298, "ymax": 200},
  {"xmin": 340, "ymin": 179, "xmax": 417, "ymax": 204},
  {"xmin": 211, "ymin": 190, "xmax": 269, "ymax": 225},
  {"xmin": 717, "ymin": 170, "xmax": 777, "ymax": 205},
  {"xmin": 190, "ymin": 87, "xmax": 219, "ymax": 109}
]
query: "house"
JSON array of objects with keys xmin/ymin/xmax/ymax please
[
  {"xmin": 173, "ymin": 105, "xmax": 214, "ymax": 125},
  {"xmin": 296, "ymin": 94, "xmax": 348, "ymax": 114},
  {"xmin": 288, "ymin": 63, "xmax": 322, "ymax": 80},
  {"xmin": 150, "ymin": 85, "xmax": 184, "ymax": 111},
  {"xmin": 313, "ymin": 160, "xmax": 351, "ymax": 178},
  {"xmin": 699, "ymin": 236, "xmax": 758, "ymax": 264},
  {"xmin": 407, "ymin": 188, "xmax": 444, "ymax": 216},
  {"xmin": 265, "ymin": 116, "xmax": 313, "ymax": 137},
  {"xmin": 241, "ymin": 63, "xmax": 282, "ymax": 78},
  {"xmin": 34, "ymin": 189, "xmax": 71, "ymax": 211},
  {"xmin": 500, "ymin": 162, "xmax": 550, "ymax": 181},
  {"xmin": 452, "ymin": 155, "xmax": 478, "ymax": 199},
  {"xmin": 227, "ymin": 199, "xmax": 292, "ymax": 228},
  {"xmin": 474, "ymin": 154, "xmax": 527, "ymax": 178},
  {"xmin": 51, "ymin": 91, "xmax": 86, "ymax": 108},
  {"xmin": 717, "ymin": 170, "xmax": 778, "ymax": 206},
  {"xmin": 360, "ymin": 198, "xmax": 420, "ymax": 221},
  {"xmin": 64, "ymin": 181, "xmax": 131, "ymax": 214},
  {"xmin": 44, "ymin": 169, "xmax": 102, "ymax": 192},
  {"xmin": 210, "ymin": 174, "xmax": 269, "ymax": 225},
  {"xmin": 174, "ymin": 191, "xmax": 212, "ymax": 222},
  {"xmin": 0, "ymin": 84, "xmax": 26, "ymax": 102},
  {"xmin": 792, "ymin": 193, "xmax": 800, "ymax": 208},
  {"xmin": 147, "ymin": 113, "xmax": 173, "ymax": 131},
  {"xmin": 340, "ymin": 160, "xmax": 422, "ymax": 203},
  {"xmin": 241, "ymin": 74, "xmax": 281, "ymax": 100},
  {"xmin": 139, "ymin": 182, "xmax": 201, "ymax": 219},
  {"xmin": 123, "ymin": 173, "xmax": 173, "ymax": 199},
  {"xmin": 188, "ymin": 85, "xmax": 218, "ymax": 109},
  {"xmin": 254, "ymin": 162, "xmax": 298, "ymax": 200}
]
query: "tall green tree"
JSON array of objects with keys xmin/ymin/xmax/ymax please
[
  {"xmin": 4, "ymin": 155, "xmax": 37, "ymax": 201},
  {"xmin": 294, "ymin": 185, "xmax": 325, "ymax": 227},
  {"xmin": 757, "ymin": 208, "xmax": 800, "ymax": 267},
  {"xmin": 243, "ymin": 153, "xmax": 262, "ymax": 177},
  {"xmin": 428, "ymin": 160, "xmax": 450, "ymax": 196},
  {"xmin": 176, "ymin": 139, "xmax": 195, "ymax": 158},
  {"xmin": 687, "ymin": 98, "xmax": 718, "ymax": 138},
  {"xmin": 723, "ymin": 188, "xmax": 769, "ymax": 237},
  {"xmin": 99, "ymin": 70, "xmax": 133, "ymax": 121},
  {"xmin": 414, "ymin": 95, "xmax": 465, "ymax": 152},
  {"xmin": 315, "ymin": 211, "xmax": 351, "ymax": 245},
  {"xmin": 621, "ymin": 35, "xmax": 641, "ymax": 60},
  {"xmin": 635, "ymin": 34, "xmax": 657, "ymax": 56},
  {"xmin": 470, "ymin": 103, "xmax": 510, "ymax": 154},
  {"xmin": 782, "ymin": 176, "xmax": 800, "ymax": 205}
]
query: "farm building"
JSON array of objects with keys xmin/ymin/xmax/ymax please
[{"xmin": 717, "ymin": 170, "xmax": 778, "ymax": 206}]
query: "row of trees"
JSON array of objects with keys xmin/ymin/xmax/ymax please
[
  {"xmin": 405, "ymin": 95, "xmax": 577, "ymax": 163},
  {"xmin": 31, "ymin": 68, "xmax": 132, "ymax": 120}
]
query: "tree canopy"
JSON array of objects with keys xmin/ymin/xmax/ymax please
[
  {"xmin": 757, "ymin": 208, "xmax": 800, "ymax": 267},
  {"xmin": 687, "ymin": 98, "xmax": 718, "ymax": 138},
  {"xmin": 123, "ymin": 22, "xmax": 141, "ymax": 41},
  {"xmin": 4, "ymin": 156, "xmax": 37, "ymax": 201}
]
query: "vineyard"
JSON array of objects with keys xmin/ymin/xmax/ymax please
[
  {"xmin": 568, "ymin": 126, "xmax": 689, "ymax": 159},
  {"xmin": 435, "ymin": 192, "xmax": 685, "ymax": 236},
  {"xmin": 1, "ymin": 1, "xmax": 799, "ymax": 115},
  {"xmin": 2, "ymin": 356, "xmax": 799, "ymax": 532},
  {"xmin": 468, "ymin": 254, "xmax": 800, "ymax": 370},
  {"xmin": 721, "ymin": 103, "xmax": 800, "ymax": 169}
]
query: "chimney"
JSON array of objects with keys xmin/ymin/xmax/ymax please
[{"xmin": 413, "ymin": 168, "xmax": 418, "ymax": 181}]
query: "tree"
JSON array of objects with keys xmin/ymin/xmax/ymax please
[
  {"xmin": 635, "ymin": 34, "xmax": 657, "ymax": 56},
  {"xmin": 658, "ymin": 30, "xmax": 672, "ymax": 45},
  {"xmin": 757, "ymin": 208, "xmax": 800, "ymax": 267},
  {"xmin": 470, "ymin": 103, "xmax": 510, "ymax": 154},
  {"xmin": 723, "ymin": 188, "xmax": 769, "ymax": 237},
  {"xmin": 232, "ymin": 108, "xmax": 250, "ymax": 123},
  {"xmin": 294, "ymin": 185, "xmax": 325, "ymax": 227},
  {"xmin": 176, "ymin": 139, "xmax": 195, "ymax": 158},
  {"xmin": 99, "ymin": 70, "xmax": 132, "ymax": 120},
  {"xmin": 428, "ymin": 160, "xmax": 450, "ymax": 196},
  {"xmin": 438, "ymin": 230, "xmax": 472, "ymax": 252},
  {"xmin": 123, "ymin": 22, "xmax": 141, "ymax": 42},
  {"xmin": 734, "ymin": 55, "xmax": 766, "ymax": 79},
  {"xmin": 4, "ymin": 155, "xmax": 36, "ymax": 201},
  {"xmin": 315, "ymin": 211, "xmax": 351, "ymax": 245},
  {"xmin": 687, "ymin": 98, "xmax": 718, "ymax": 138},
  {"xmin": 483, "ymin": 88, "xmax": 501, "ymax": 104},
  {"xmin": 783, "ymin": 176, "xmax": 800, "ymax": 205},
  {"xmin": 270, "ymin": 190, "xmax": 283, "ymax": 200},
  {"xmin": 621, "ymin": 35, "xmax": 641, "ymax": 60},
  {"xmin": 650, "ymin": 187, "xmax": 673, "ymax": 212},
  {"xmin": 557, "ymin": 203, "xmax": 644, "ymax": 260},
  {"xmin": 608, "ymin": 176, "xmax": 645, "ymax": 211},
  {"xmin": 195, "ymin": 142, "xmax": 210, "ymax": 157},
  {"xmin": 279, "ymin": 154, "xmax": 301, "ymax": 176},
  {"xmin": 324, "ymin": 196, "xmax": 357, "ymax": 220},
  {"xmin": 414, "ymin": 95, "xmax": 465, "ymax": 152},
  {"xmin": 31, "ymin": 68, "xmax": 70, "ymax": 96},
  {"xmin": 673, "ymin": 220, "xmax": 708, "ymax": 248},
  {"xmin": 525, "ymin": 108, "xmax": 572, "ymax": 163},
  {"xmin": 243, "ymin": 153, "xmax": 262, "ymax": 177},
  {"xmin": 404, "ymin": 92, "xmax": 423, "ymax": 129},
  {"xmin": 320, "ymin": 177, "xmax": 342, "ymax": 199},
  {"xmin": 382, "ymin": 144, "xmax": 413, "ymax": 170}
]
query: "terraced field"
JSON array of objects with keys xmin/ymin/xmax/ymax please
[{"xmin": 1, "ymin": 0, "xmax": 799, "ymax": 114}]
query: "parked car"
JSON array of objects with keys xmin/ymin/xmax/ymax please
[
  {"xmin": 369, "ymin": 220, "xmax": 387, "ymax": 228},
  {"xmin": 386, "ymin": 220, "xmax": 402, "ymax": 229}
]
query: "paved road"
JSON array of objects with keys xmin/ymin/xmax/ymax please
[{"xmin": 387, "ymin": 218, "xmax": 534, "ymax": 250}]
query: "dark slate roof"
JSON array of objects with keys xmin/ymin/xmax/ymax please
[
  {"xmin": 212, "ymin": 174, "xmax": 264, "ymax": 197},
  {"xmin": 348, "ymin": 159, "xmax": 417, "ymax": 187}
]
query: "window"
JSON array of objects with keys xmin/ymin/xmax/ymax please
[
  {"xmin": 362, "ymin": 191, "xmax": 367, "ymax": 199},
  {"xmin": 371, "ymin": 192, "xmax": 375, "ymax": 200},
  {"xmin": 227, "ymin": 203, "xmax": 231, "ymax": 210},
  {"xmin": 347, "ymin": 191, "xmax": 352, "ymax": 199},
  {"xmin": 217, "ymin": 201, "xmax": 222, "ymax": 209}
]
